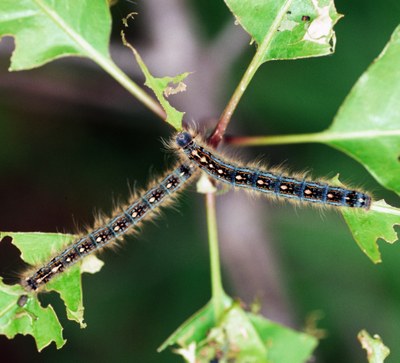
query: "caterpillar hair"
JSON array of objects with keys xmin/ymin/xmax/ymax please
[
  {"xmin": 175, "ymin": 131, "xmax": 371, "ymax": 209},
  {"xmin": 22, "ymin": 162, "xmax": 197, "ymax": 291}
]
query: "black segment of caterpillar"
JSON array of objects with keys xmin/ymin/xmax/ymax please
[
  {"xmin": 22, "ymin": 162, "xmax": 197, "ymax": 292},
  {"xmin": 175, "ymin": 131, "xmax": 371, "ymax": 209}
]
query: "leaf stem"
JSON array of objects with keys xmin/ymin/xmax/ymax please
[
  {"xmin": 33, "ymin": 0, "xmax": 166, "ymax": 120},
  {"xmin": 370, "ymin": 203, "xmax": 400, "ymax": 216},
  {"xmin": 225, "ymin": 129, "xmax": 400, "ymax": 146},
  {"xmin": 209, "ymin": 0, "xmax": 294, "ymax": 147},
  {"xmin": 205, "ymin": 192, "xmax": 225, "ymax": 320},
  {"xmin": 91, "ymin": 56, "xmax": 166, "ymax": 120},
  {"xmin": 226, "ymin": 131, "xmax": 327, "ymax": 146}
]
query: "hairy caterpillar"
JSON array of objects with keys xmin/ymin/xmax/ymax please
[
  {"xmin": 175, "ymin": 131, "xmax": 371, "ymax": 209},
  {"xmin": 22, "ymin": 162, "xmax": 197, "ymax": 291}
]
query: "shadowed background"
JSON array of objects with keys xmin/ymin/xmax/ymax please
[{"xmin": 0, "ymin": 0, "xmax": 399, "ymax": 362}]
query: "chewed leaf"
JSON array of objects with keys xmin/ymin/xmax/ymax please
[
  {"xmin": 49, "ymin": 255, "xmax": 104, "ymax": 327},
  {"xmin": 164, "ymin": 82, "xmax": 187, "ymax": 97},
  {"xmin": 197, "ymin": 304, "xmax": 269, "ymax": 363},
  {"xmin": 47, "ymin": 265, "xmax": 86, "ymax": 327},
  {"xmin": 340, "ymin": 200, "xmax": 400, "ymax": 263},
  {"xmin": 358, "ymin": 330, "xmax": 390, "ymax": 363},
  {"xmin": 2, "ymin": 232, "xmax": 76, "ymax": 265},
  {"xmin": 142, "ymin": 69, "xmax": 189, "ymax": 130},
  {"xmin": 326, "ymin": 25, "xmax": 400, "ymax": 195},
  {"xmin": 250, "ymin": 313, "xmax": 318, "ymax": 363},
  {"xmin": 0, "ymin": 232, "xmax": 104, "ymax": 347},
  {"xmin": 80, "ymin": 254, "xmax": 104, "ymax": 274},
  {"xmin": 2, "ymin": 232, "xmax": 86, "ymax": 325},
  {"xmin": 224, "ymin": 0, "xmax": 342, "ymax": 63},
  {"xmin": 159, "ymin": 295, "xmax": 233, "ymax": 352},
  {"xmin": 161, "ymin": 298, "xmax": 317, "ymax": 363},
  {"xmin": 0, "ymin": 277, "xmax": 65, "ymax": 351},
  {"xmin": 0, "ymin": 0, "xmax": 111, "ymax": 71},
  {"xmin": 122, "ymin": 34, "xmax": 189, "ymax": 130},
  {"xmin": 328, "ymin": 176, "xmax": 400, "ymax": 263}
]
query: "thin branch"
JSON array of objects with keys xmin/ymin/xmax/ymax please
[
  {"xmin": 209, "ymin": 0, "xmax": 294, "ymax": 147},
  {"xmin": 33, "ymin": 0, "xmax": 166, "ymax": 120},
  {"xmin": 205, "ymin": 192, "xmax": 225, "ymax": 320},
  {"xmin": 225, "ymin": 129, "xmax": 400, "ymax": 146}
]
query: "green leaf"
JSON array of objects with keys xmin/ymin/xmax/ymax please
[
  {"xmin": 0, "ymin": 2, "xmax": 167, "ymax": 128},
  {"xmin": 325, "ymin": 25, "xmax": 400, "ymax": 195},
  {"xmin": 159, "ymin": 296, "xmax": 233, "ymax": 352},
  {"xmin": 341, "ymin": 200, "xmax": 400, "ymax": 263},
  {"xmin": 224, "ymin": 0, "xmax": 342, "ymax": 63},
  {"xmin": 358, "ymin": 330, "xmax": 390, "ymax": 363},
  {"xmin": 0, "ymin": 1, "xmax": 166, "ymax": 120},
  {"xmin": 122, "ymin": 39, "xmax": 189, "ymax": 130},
  {"xmin": 3, "ymin": 232, "xmax": 75, "ymax": 265},
  {"xmin": 0, "ymin": 0, "xmax": 111, "ymax": 71},
  {"xmin": 250, "ymin": 313, "xmax": 318, "ymax": 363},
  {"xmin": 0, "ymin": 232, "xmax": 104, "ymax": 348},
  {"xmin": 47, "ymin": 254, "xmax": 103, "ymax": 327},
  {"xmin": 196, "ymin": 304, "xmax": 269, "ymax": 363},
  {"xmin": 328, "ymin": 176, "xmax": 400, "ymax": 263},
  {"xmin": 0, "ymin": 277, "xmax": 65, "ymax": 351},
  {"xmin": 161, "ymin": 299, "xmax": 317, "ymax": 363}
]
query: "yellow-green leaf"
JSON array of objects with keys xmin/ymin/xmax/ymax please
[{"xmin": 358, "ymin": 330, "xmax": 390, "ymax": 363}]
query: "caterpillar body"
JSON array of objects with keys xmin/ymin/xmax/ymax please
[
  {"xmin": 23, "ymin": 162, "xmax": 197, "ymax": 291},
  {"xmin": 176, "ymin": 132, "xmax": 371, "ymax": 209}
]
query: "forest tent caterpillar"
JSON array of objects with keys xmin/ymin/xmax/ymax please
[
  {"xmin": 175, "ymin": 132, "xmax": 371, "ymax": 209},
  {"xmin": 22, "ymin": 162, "xmax": 197, "ymax": 291}
]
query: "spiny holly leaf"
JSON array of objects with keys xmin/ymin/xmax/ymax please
[
  {"xmin": 122, "ymin": 36, "xmax": 189, "ymax": 130},
  {"xmin": 0, "ymin": 0, "xmax": 111, "ymax": 71},
  {"xmin": 161, "ymin": 298, "xmax": 317, "ymax": 363},
  {"xmin": 224, "ymin": 0, "xmax": 342, "ymax": 63},
  {"xmin": 341, "ymin": 200, "xmax": 400, "ymax": 264},
  {"xmin": 0, "ymin": 277, "xmax": 65, "ymax": 351},
  {"xmin": 358, "ymin": 330, "xmax": 390, "ymax": 363},
  {"xmin": 0, "ymin": 232, "xmax": 104, "ymax": 349},
  {"xmin": 325, "ymin": 25, "xmax": 400, "ymax": 195}
]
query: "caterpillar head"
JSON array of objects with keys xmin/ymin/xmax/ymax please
[{"xmin": 176, "ymin": 132, "xmax": 193, "ymax": 148}]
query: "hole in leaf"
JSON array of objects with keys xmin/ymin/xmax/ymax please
[
  {"xmin": 329, "ymin": 37, "xmax": 335, "ymax": 52},
  {"xmin": 302, "ymin": 15, "xmax": 311, "ymax": 21},
  {"xmin": 0, "ymin": 236, "xmax": 30, "ymax": 285}
]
